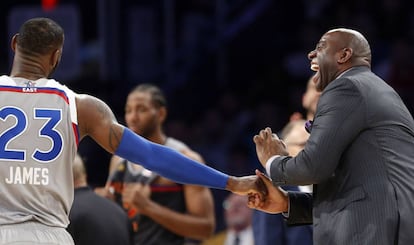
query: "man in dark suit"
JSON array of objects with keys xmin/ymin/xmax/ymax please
[{"xmin": 249, "ymin": 28, "xmax": 414, "ymax": 245}]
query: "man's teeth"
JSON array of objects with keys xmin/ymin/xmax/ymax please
[{"xmin": 311, "ymin": 64, "xmax": 319, "ymax": 71}]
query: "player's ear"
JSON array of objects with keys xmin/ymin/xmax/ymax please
[
  {"xmin": 158, "ymin": 107, "xmax": 167, "ymax": 123},
  {"xmin": 51, "ymin": 48, "xmax": 61, "ymax": 68},
  {"xmin": 338, "ymin": 47, "xmax": 352, "ymax": 64},
  {"xmin": 11, "ymin": 34, "xmax": 18, "ymax": 52}
]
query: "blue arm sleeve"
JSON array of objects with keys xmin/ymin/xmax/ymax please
[{"xmin": 114, "ymin": 127, "xmax": 229, "ymax": 189}]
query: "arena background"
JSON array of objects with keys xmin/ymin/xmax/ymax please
[{"xmin": 0, "ymin": 0, "xmax": 413, "ymax": 232}]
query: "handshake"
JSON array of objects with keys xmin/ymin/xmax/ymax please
[
  {"xmin": 226, "ymin": 169, "xmax": 289, "ymax": 214},
  {"xmin": 225, "ymin": 126, "xmax": 290, "ymax": 213}
]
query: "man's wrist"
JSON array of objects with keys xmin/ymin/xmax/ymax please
[
  {"xmin": 225, "ymin": 176, "xmax": 235, "ymax": 192},
  {"xmin": 225, "ymin": 176, "xmax": 247, "ymax": 195}
]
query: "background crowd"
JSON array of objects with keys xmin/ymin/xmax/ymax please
[{"xmin": 0, "ymin": 0, "xmax": 413, "ymax": 234}]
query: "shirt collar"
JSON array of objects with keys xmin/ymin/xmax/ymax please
[{"xmin": 336, "ymin": 66, "xmax": 358, "ymax": 80}]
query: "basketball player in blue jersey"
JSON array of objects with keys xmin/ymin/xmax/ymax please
[{"xmin": 0, "ymin": 17, "xmax": 266, "ymax": 244}]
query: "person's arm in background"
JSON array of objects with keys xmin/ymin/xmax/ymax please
[
  {"xmin": 108, "ymin": 155, "xmax": 124, "ymax": 175},
  {"xmin": 76, "ymin": 94, "xmax": 264, "ymax": 195},
  {"xmin": 94, "ymin": 155, "xmax": 123, "ymax": 199}
]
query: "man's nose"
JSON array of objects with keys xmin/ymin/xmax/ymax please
[
  {"xmin": 127, "ymin": 112, "xmax": 139, "ymax": 121},
  {"xmin": 308, "ymin": 50, "xmax": 316, "ymax": 60}
]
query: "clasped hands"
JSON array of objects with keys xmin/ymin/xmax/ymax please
[
  {"xmin": 227, "ymin": 127, "xmax": 289, "ymax": 214},
  {"xmin": 122, "ymin": 183, "xmax": 151, "ymax": 214},
  {"xmin": 120, "ymin": 127, "xmax": 290, "ymax": 214},
  {"xmin": 95, "ymin": 182, "xmax": 152, "ymax": 215}
]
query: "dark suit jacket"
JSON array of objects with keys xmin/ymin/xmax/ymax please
[
  {"xmin": 67, "ymin": 187, "xmax": 132, "ymax": 245},
  {"xmin": 269, "ymin": 66, "xmax": 414, "ymax": 245}
]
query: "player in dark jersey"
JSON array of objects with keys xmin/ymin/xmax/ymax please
[{"xmin": 98, "ymin": 84, "xmax": 215, "ymax": 245}]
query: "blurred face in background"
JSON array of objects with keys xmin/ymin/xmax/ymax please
[
  {"xmin": 125, "ymin": 91, "xmax": 164, "ymax": 139},
  {"xmin": 302, "ymin": 75, "xmax": 321, "ymax": 117},
  {"xmin": 223, "ymin": 194, "xmax": 252, "ymax": 232}
]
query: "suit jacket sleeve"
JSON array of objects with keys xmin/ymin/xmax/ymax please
[
  {"xmin": 269, "ymin": 77, "xmax": 365, "ymax": 186},
  {"xmin": 286, "ymin": 191, "xmax": 313, "ymax": 225}
]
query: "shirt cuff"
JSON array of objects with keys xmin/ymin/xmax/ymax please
[
  {"xmin": 265, "ymin": 155, "xmax": 281, "ymax": 176},
  {"xmin": 282, "ymin": 195, "xmax": 290, "ymax": 218}
]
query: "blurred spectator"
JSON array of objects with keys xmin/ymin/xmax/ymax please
[
  {"xmin": 251, "ymin": 74, "xmax": 320, "ymax": 245},
  {"xmin": 301, "ymin": 75, "xmax": 321, "ymax": 121},
  {"xmin": 280, "ymin": 120, "xmax": 313, "ymax": 193},
  {"xmin": 202, "ymin": 194, "xmax": 254, "ymax": 245},
  {"xmin": 252, "ymin": 119, "xmax": 313, "ymax": 245}
]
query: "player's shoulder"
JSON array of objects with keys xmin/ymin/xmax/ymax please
[
  {"xmin": 0, "ymin": 75, "xmax": 14, "ymax": 85},
  {"xmin": 166, "ymin": 137, "xmax": 205, "ymax": 163},
  {"xmin": 181, "ymin": 148, "xmax": 204, "ymax": 163},
  {"xmin": 165, "ymin": 137, "xmax": 188, "ymax": 150}
]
